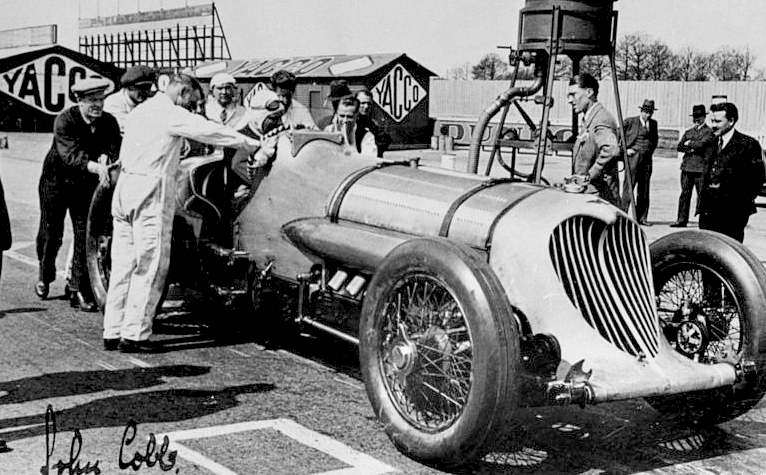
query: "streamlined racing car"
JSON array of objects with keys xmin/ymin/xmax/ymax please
[{"xmin": 86, "ymin": 130, "xmax": 766, "ymax": 468}]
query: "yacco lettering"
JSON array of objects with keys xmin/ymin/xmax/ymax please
[
  {"xmin": 372, "ymin": 63, "xmax": 426, "ymax": 123},
  {"xmin": 0, "ymin": 54, "xmax": 114, "ymax": 115}
]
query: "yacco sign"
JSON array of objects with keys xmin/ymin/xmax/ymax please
[
  {"xmin": 372, "ymin": 64, "xmax": 426, "ymax": 123},
  {"xmin": 0, "ymin": 53, "xmax": 116, "ymax": 115}
]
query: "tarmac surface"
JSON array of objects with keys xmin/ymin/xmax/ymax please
[{"xmin": 2, "ymin": 131, "xmax": 766, "ymax": 474}]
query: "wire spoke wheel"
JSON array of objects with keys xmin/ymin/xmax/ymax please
[
  {"xmin": 648, "ymin": 230, "xmax": 766, "ymax": 424},
  {"xmin": 657, "ymin": 263, "xmax": 742, "ymax": 364},
  {"xmin": 379, "ymin": 274, "xmax": 472, "ymax": 432},
  {"xmin": 360, "ymin": 238, "xmax": 520, "ymax": 467}
]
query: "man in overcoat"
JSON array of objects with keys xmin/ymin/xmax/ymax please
[
  {"xmin": 672, "ymin": 104, "xmax": 715, "ymax": 227},
  {"xmin": 35, "ymin": 78, "xmax": 121, "ymax": 311},
  {"xmin": 622, "ymin": 99, "xmax": 659, "ymax": 225},
  {"xmin": 567, "ymin": 73, "xmax": 621, "ymax": 207},
  {"xmin": 698, "ymin": 102, "xmax": 765, "ymax": 242}
]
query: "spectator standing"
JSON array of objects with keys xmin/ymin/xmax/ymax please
[
  {"xmin": 355, "ymin": 88, "xmax": 390, "ymax": 158},
  {"xmin": 35, "ymin": 78, "xmax": 121, "ymax": 311},
  {"xmin": 269, "ymin": 70, "xmax": 317, "ymax": 130},
  {"xmin": 621, "ymin": 99, "xmax": 659, "ymax": 225},
  {"xmin": 205, "ymin": 72, "xmax": 249, "ymax": 130},
  {"xmin": 104, "ymin": 65, "xmax": 157, "ymax": 134},
  {"xmin": 566, "ymin": 73, "xmax": 621, "ymax": 207},
  {"xmin": 671, "ymin": 105, "xmax": 715, "ymax": 227},
  {"xmin": 102, "ymin": 74, "xmax": 271, "ymax": 353},
  {"xmin": 698, "ymin": 102, "xmax": 765, "ymax": 242},
  {"xmin": 0, "ymin": 173, "xmax": 10, "ymax": 286},
  {"xmin": 323, "ymin": 95, "xmax": 378, "ymax": 156}
]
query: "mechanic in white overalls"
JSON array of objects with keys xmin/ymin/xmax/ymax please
[{"xmin": 102, "ymin": 74, "xmax": 274, "ymax": 353}]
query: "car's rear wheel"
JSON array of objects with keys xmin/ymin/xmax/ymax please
[
  {"xmin": 359, "ymin": 238, "xmax": 520, "ymax": 468},
  {"xmin": 647, "ymin": 230, "xmax": 766, "ymax": 424},
  {"xmin": 86, "ymin": 181, "xmax": 115, "ymax": 311}
]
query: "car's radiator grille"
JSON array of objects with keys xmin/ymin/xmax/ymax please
[{"xmin": 549, "ymin": 216, "xmax": 660, "ymax": 358}]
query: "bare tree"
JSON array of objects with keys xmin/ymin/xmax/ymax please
[
  {"xmin": 580, "ymin": 55, "xmax": 611, "ymax": 79},
  {"xmin": 674, "ymin": 47, "xmax": 711, "ymax": 81},
  {"xmin": 646, "ymin": 40, "xmax": 675, "ymax": 80},
  {"xmin": 445, "ymin": 62, "xmax": 472, "ymax": 80},
  {"xmin": 471, "ymin": 53, "xmax": 508, "ymax": 80}
]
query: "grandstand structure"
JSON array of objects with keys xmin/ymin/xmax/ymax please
[{"xmin": 78, "ymin": 2, "xmax": 231, "ymax": 69}]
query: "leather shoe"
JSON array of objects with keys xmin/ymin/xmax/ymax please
[
  {"xmin": 34, "ymin": 281, "xmax": 49, "ymax": 300},
  {"xmin": 669, "ymin": 221, "xmax": 687, "ymax": 228},
  {"xmin": 70, "ymin": 291, "xmax": 98, "ymax": 312},
  {"xmin": 118, "ymin": 339, "xmax": 159, "ymax": 353},
  {"xmin": 103, "ymin": 338, "xmax": 120, "ymax": 351}
]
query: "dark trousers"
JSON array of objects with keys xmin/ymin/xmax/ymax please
[
  {"xmin": 676, "ymin": 171, "xmax": 704, "ymax": 224},
  {"xmin": 36, "ymin": 179, "xmax": 94, "ymax": 295},
  {"xmin": 699, "ymin": 212, "xmax": 749, "ymax": 243},
  {"xmin": 622, "ymin": 151, "xmax": 653, "ymax": 222}
]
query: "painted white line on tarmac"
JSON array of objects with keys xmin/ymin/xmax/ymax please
[
  {"xmin": 4, "ymin": 249, "xmax": 66, "ymax": 279},
  {"xmin": 633, "ymin": 447, "xmax": 766, "ymax": 474},
  {"xmin": 161, "ymin": 418, "xmax": 398, "ymax": 475},
  {"xmin": 226, "ymin": 348, "xmax": 251, "ymax": 357},
  {"xmin": 95, "ymin": 360, "xmax": 117, "ymax": 371},
  {"xmin": 125, "ymin": 356, "xmax": 152, "ymax": 368},
  {"xmin": 171, "ymin": 442, "xmax": 239, "ymax": 475}
]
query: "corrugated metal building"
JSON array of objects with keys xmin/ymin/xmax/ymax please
[
  {"xmin": 194, "ymin": 53, "xmax": 436, "ymax": 149},
  {"xmin": 430, "ymin": 78, "xmax": 766, "ymax": 154}
]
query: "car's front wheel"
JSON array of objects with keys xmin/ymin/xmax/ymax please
[
  {"xmin": 647, "ymin": 230, "xmax": 766, "ymax": 424},
  {"xmin": 359, "ymin": 238, "xmax": 520, "ymax": 468}
]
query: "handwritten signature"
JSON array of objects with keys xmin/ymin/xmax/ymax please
[{"xmin": 40, "ymin": 404, "xmax": 178, "ymax": 474}]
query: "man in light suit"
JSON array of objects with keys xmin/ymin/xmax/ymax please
[
  {"xmin": 698, "ymin": 102, "xmax": 765, "ymax": 242},
  {"xmin": 672, "ymin": 104, "xmax": 715, "ymax": 227},
  {"xmin": 567, "ymin": 73, "xmax": 621, "ymax": 207},
  {"xmin": 622, "ymin": 99, "xmax": 659, "ymax": 225}
]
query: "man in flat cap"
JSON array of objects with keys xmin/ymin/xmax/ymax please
[
  {"xmin": 35, "ymin": 77, "xmax": 122, "ymax": 311},
  {"xmin": 104, "ymin": 65, "xmax": 157, "ymax": 134},
  {"xmin": 206, "ymin": 72, "xmax": 249, "ymax": 130},
  {"xmin": 621, "ymin": 99, "xmax": 659, "ymax": 225},
  {"xmin": 671, "ymin": 104, "xmax": 715, "ymax": 227},
  {"xmin": 102, "ymin": 74, "xmax": 274, "ymax": 353}
]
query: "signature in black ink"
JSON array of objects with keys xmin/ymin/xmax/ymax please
[
  {"xmin": 119, "ymin": 420, "xmax": 177, "ymax": 472},
  {"xmin": 41, "ymin": 404, "xmax": 101, "ymax": 475},
  {"xmin": 40, "ymin": 404, "xmax": 178, "ymax": 474}
]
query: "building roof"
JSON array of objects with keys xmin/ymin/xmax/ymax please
[{"xmin": 194, "ymin": 53, "xmax": 436, "ymax": 80}]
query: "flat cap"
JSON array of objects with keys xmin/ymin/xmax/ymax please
[
  {"xmin": 210, "ymin": 72, "xmax": 236, "ymax": 88},
  {"xmin": 120, "ymin": 65, "xmax": 157, "ymax": 87},
  {"xmin": 71, "ymin": 77, "xmax": 111, "ymax": 98}
]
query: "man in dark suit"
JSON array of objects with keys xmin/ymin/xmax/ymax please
[
  {"xmin": 672, "ymin": 105, "xmax": 716, "ymax": 227},
  {"xmin": 621, "ymin": 99, "xmax": 659, "ymax": 225},
  {"xmin": 567, "ymin": 73, "xmax": 621, "ymax": 207},
  {"xmin": 0, "ymin": 174, "xmax": 10, "ymax": 285},
  {"xmin": 698, "ymin": 102, "xmax": 765, "ymax": 242},
  {"xmin": 35, "ymin": 78, "xmax": 121, "ymax": 311}
]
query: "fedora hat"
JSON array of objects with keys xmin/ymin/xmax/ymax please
[
  {"xmin": 690, "ymin": 104, "xmax": 706, "ymax": 117},
  {"xmin": 326, "ymin": 79, "xmax": 353, "ymax": 104},
  {"xmin": 639, "ymin": 99, "xmax": 657, "ymax": 112}
]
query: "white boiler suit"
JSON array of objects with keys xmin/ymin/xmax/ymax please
[{"xmin": 103, "ymin": 93, "xmax": 260, "ymax": 342}]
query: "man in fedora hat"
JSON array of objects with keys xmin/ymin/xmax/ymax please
[
  {"xmin": 671, "ymin": 104, "xmax": 715, "ymax": 227},
  {"xmin": 317, "ymin": 79, "xmax": 354, "ymax": 129},
  {"xmin": 622, "ymin": 99, "xmax": 659, "ymax": 225},
  {"xmin": 35, "ymin": 77, "xmax": 122, "ymax": 311}
]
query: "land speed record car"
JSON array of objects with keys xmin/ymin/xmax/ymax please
[{"xmin": 87, "ymin": 130, "xmax": 766, "ymax": 468}]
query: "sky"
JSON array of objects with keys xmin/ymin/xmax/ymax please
[{"xmin": 1, "ymin": 0, "xmax": 765, "ymax": 75}]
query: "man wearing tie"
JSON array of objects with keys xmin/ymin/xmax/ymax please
[
  {"xmin": 622, "ymin": 99, "xmax": 659, "ymax": 225},
  {"xmin": 698, "ymin": 102, "xmax": 765, "ymax": 242},
  {"xmin": 205, "ymin": 72, "xmax": 248, "ymax": 129},
  {"xmin": 671, "ymin": 105, "xmax": 716, "ymax": 227}
]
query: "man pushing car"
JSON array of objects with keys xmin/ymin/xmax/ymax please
[{"xmin": 102, "ymin": 74, "xmax": 276, "ymax": 353}]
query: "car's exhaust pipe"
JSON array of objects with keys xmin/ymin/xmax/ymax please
[{"xmin": 467, "ymin": 56, "xmax": 547, "ymax": 174}]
